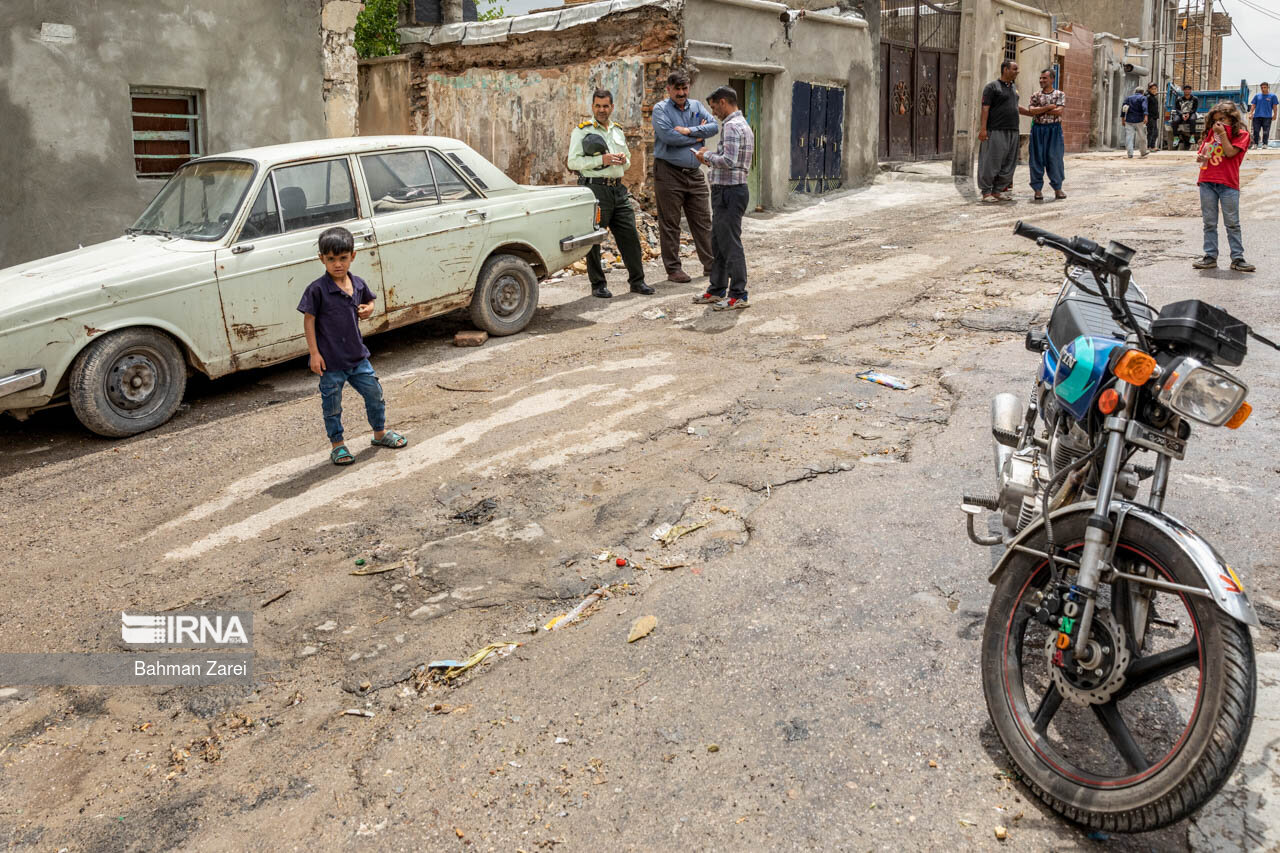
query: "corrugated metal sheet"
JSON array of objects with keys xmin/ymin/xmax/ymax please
[{"xmin": 403, "ymin": 0, "xmax": 678, "ymax": 46}]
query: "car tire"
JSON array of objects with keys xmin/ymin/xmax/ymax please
[
  {"xmin": 69, "ymin": 327, "xmax": 187, "ymax": 438},
  {"xmin": 469, "ymin": 254, "xmax": 539, "ymax": 336}
]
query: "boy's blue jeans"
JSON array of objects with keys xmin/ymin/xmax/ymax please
[
  {"xmin": 1199, "ymin": 182, "xmax": 1244, "ymax": 260},
  {"xmin": 319, "ymin": 359, "xmax": 386, "ymax": 444}
]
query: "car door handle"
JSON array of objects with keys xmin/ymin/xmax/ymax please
[
  {"xmin": 231, "ymin": 244, "xmax": 254, "ymax": 254},
  {"xmin": 465, "ymin": 210, "xmax": 488, "ymax": 222},
  {"xmin": 351, "ymin": 231, "xmax": 378, "ymax": 246}
]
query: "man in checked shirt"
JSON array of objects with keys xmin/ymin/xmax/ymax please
[{"xmin": 694, "ymin": 86, "xmax": 755, "ymax": 310}]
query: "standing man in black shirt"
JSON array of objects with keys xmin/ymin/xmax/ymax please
[
  {"xmin": 978, "ymin": 60, "xmax": 1021, "ymax": 203},
  {"xmin": 1146, "ymin": 83, "xmax": 1161, "ymax": 151}
]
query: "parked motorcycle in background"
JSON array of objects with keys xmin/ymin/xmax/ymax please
[{"xmin": 962, "ymin": 222, "xmax": 1269, "ymax": 832}]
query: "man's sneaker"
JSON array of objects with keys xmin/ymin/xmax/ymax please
[
  {"xmin": 1230, "ymin": 258, "xmax": 1256, "ymax": 272},
  {"xmin": 692, "ymin": 292, "xmax": 720, "ymax": 304},
  {"xmin": 1191, "ymin": 256, "xmax": 1217, "ymax": 269},
  {"xmin": 712, "ymin": 297, "xmax": 749, "ymax": 311}
]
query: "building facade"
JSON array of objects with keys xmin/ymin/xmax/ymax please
[
  {"xmin": 387, "ymin": 0, "xmax": 878, "ymax": 211},
  {"xmin": 0, "ymin": 0, "xmax": 359, "ymax": 269}
]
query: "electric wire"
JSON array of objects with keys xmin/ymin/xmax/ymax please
[
  {"xmin": 1235, "ymin": 0, "xmax": 1280, "ymax": 24},
  {"xmin": 1218, "ymin": 0, "xmax": 1280, "ymax": 68}
]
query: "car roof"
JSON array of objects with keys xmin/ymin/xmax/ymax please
[{"xmin": 193, "ymin": 136, "xmax": 468, "ymax": 167}]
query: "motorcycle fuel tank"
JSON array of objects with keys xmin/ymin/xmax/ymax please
[{"xmin": 1051, "ymin": 335, "xmax": 1124, "ymax": 421}]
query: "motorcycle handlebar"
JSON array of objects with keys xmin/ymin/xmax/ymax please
[
  {"xmin": 1012, "ymin": 220, "xmax": 1063, "ymax": 245},
  {"xmin": 1012, "ymin": 221, "xmax": 1101, "ymax": 265}
]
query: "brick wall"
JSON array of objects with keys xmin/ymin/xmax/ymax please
[{"xmin": 1057, "ymin": 23, "xmax": 1093, "ymax": 153}]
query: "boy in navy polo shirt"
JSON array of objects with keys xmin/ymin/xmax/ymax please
[{"xmin": 298, "ymin": 226, "xmax": 407, "ymax": 465}]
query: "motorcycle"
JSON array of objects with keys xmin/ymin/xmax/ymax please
[{"xmin": 962, "ymin": 221, "xmax": 1271, "ymax": 832}]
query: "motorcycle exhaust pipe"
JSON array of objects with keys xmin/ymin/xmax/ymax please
[{"xmin": 991, "ymin": 392, "xmax": 1022, "ymax": 480}]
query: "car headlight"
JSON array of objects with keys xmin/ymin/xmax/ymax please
[{"xmin": 1157, "ymin": 356, "xmax": 1248, "ymax": 427}]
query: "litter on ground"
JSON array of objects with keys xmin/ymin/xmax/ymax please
[
  {"xmin": 856, "ymin": 370, "xmax": 912, "ymax": 391},
  {"xmin": 426, "ymin": 642, "xmax": 521, "ymax": 681}
]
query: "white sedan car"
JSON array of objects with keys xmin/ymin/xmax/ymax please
[{"xmin": 0, "ymin": 136, "xmax": 605, "ymax": 436}]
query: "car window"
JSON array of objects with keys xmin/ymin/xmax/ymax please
[
  {"xmin": 272, "ymin": 158, "xmax": 358, "ymax": 232},
  {"xmin": 239, "ymin": 181, "xmax": 282, "ymax": 239},
  {"xmin": 361, "ymin": 151, "xmax": 440, "ymax": 213},
  {"xmin": 428, "ymin": 151, "xmax": 480, "ymax": 204}
]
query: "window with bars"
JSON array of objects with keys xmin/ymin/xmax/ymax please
[
  {"xmin": 131, "ymin": 87, "xmax": 203, "ymax": 178},
  {"xmin": 1004, "ymin": 33, "xmax": 1018, "ymax": 64}
]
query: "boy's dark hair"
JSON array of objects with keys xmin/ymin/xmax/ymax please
[
  {"xmin": 318, "ymin": 226, "xmax": 355, "ymax": 256},
  {"xmin": 707, "ymin": 86, "xmax": 738, "ymax": 106},
  {"xmin": 667, "ymin": 70, "xmax": 690, "ymax": 87}
]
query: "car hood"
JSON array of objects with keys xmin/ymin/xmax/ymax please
[{"xmin": 0, "ymin": 235, "xmax": 214, "ymax": 320}]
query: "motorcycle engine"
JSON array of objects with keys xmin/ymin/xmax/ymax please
[{"xmin": 997, "ymin": 446, "xmax": 1049, "ymax": 535}]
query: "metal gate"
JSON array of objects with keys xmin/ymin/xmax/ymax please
[
  {"xmin": 790, "ymin": 82, "xmax": 845, "ymax": 193},
  {"xmin": 879, "ymin": 0, "xmax": 960, "ymax": 161}
]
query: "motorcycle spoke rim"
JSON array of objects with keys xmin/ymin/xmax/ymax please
[{"xmin": 1004, "ymin": 544, "xmax": 1205, "ymax": 788}]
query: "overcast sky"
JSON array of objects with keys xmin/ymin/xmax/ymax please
[{"xmin": 1219, "ymin": 0, "xmax": 1280, "ymax": 87}]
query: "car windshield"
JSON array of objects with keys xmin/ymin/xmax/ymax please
[{"xmin": 129, "ymin": 160, "xmax": 255, "ymax": 241}]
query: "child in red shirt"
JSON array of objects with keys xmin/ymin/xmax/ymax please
[{"xmin": 1193, "ymin": 102, "xmax": 1254, "ymax": 272}]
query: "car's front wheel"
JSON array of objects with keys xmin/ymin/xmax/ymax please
[
  {"xmin": 469, "ymin": 254, "xmax": 539, "ymax": 336},
  {"xmin": 69, "ymin": 327, "xmax": 187, "ymax": 437}
]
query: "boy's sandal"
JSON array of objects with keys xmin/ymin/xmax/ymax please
[
  {"xmin": 330, "ymin": 445, "xmax": 355, "ymax": 466},
  {"xmin": 371, "ymin": 431, "xmax": 408, "ymax": 448}
]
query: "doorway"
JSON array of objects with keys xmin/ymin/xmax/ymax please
[
  {"xmin": 729, "ymin": 77, "xmax": 764, "ymax": 209},
  {"xmin": 879, "ymin": 0, "xmax": 960, "ymax": 160}
]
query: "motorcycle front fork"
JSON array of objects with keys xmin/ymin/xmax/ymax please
[{"xmin": 1070, "ymin": 377, "xmax": 1156, "ymax": 661}]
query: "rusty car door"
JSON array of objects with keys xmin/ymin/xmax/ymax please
[
  {"xmin": 214, "ymin": 156, "xmax": 385, "ymax": 367},
  {"xmin": 358, "ymin": 149, "xmax": 489, "ymax": 318}
]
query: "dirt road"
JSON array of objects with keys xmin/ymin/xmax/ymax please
[{"xmin": 2, "ymin": 152, "xmax": 1278, "ymax": 851}]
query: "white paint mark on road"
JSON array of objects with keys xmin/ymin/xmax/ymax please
[
  {"xmin": 145, "ymin": 454, "xmax": 318, "ymax": 540},
  {"xmin": 528, "ymin": 431, "xmax": 641, "ymax": 471},
  {"xmin": 765, "ymin": 255, "xmax": 938, "ymax": 300},
  {"xmin": 750, "ymin": 316, "xmax": 800, "ymax": 335},
  {"xmin": 166, "ymin": 385, "xmax": 609, "ymax": 560}
]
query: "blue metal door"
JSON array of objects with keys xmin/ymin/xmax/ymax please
[
  {"xmin": 790, "ymin": 82, "xmax": 811, "ymax": 188},
  {"xmin": 792, "ymin": 83, "xmax": 845, "ymax": 192}
]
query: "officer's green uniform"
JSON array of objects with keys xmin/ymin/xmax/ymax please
[{"xmin": 567, "ymin": 119, "xmax": 647, "ymax": 293}]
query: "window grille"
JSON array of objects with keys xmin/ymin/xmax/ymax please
[{"xmin": 131, "ymin": 87, "xmax": 202, "ymax": 178}]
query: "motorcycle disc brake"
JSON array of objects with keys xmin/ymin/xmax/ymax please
[{"xmin": 1044, "ymin": 609, "xmax": 1132, "ymax": 706}]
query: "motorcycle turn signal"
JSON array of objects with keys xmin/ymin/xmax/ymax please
[
  {"xmin": 1097, "ymin": 388, "xmax": 1122, "ymax": 414},
  {"xmin": 1226, "ymin": 401, "xmax": 1252, "ymax": 429},
  {"xmin": 1113, "ymin": 349, "xmax": 1158, "ymax": 386}
]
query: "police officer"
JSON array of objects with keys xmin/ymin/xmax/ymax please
[{"xmin": 567, "ymin": 89, "xmax": 652, "ymax": 298}]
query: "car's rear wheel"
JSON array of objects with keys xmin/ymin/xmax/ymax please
[
  {"xmin": 469, "ymin": 254, "xmax": 539, "ymax": 336},
  {"xmin": 69, "ymin": 328, "xmax": 187, "ymax": 437}
]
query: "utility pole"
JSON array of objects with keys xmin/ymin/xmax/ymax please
[{"xmin": 1200, "ymin": 0, "xmax": 1212, "ymax": 89}]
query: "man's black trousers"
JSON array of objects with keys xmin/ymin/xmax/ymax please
[
  {"xmin": 708, "ymin": 184, "xmax": 749, "ymax": 300},
  {"xmin": 586, "ymin": 183, "xmax": 645, "ymax": 288}
]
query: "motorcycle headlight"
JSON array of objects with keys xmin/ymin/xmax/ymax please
[{"xmin": 1157, "ymin": 356, "xmax": 1248, "ymax": 427}]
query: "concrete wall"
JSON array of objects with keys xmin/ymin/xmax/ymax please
[
  {"xmin": 0, "ymin": 0, "xmax": 329, "ymax": 269},
  {"xmin": 683, "ymin": 0, "xmax": 876, "ymax": 208},
  {"xmin": 1093, "ymin": 33, "xmax": 1145, "ymax": 149},
  {"xmin": 359, "ymin": 56, "xmax": 416, "ymax": 136},
  {"xmin": 952, "ymin": 0, "xmax": 1052, "ymax": 178},
  {"xmin": 419, "ymin": 60, "xmax": 652, "ymax": 187}
]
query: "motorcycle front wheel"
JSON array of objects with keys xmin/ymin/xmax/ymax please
[{"xmin": 981, "ymin": 512, "xmax": 1256, "ymax": 832}]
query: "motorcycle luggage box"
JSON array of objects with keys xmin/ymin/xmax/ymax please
[
  {"xmin": 1047, "ymin": 273, "xmax": 1153, "ymax": 353},
  {"xmin": 1151, "ymin": 299, "xmax": 1247, "ymax": 366}
]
